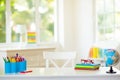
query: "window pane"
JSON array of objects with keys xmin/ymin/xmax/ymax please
[
  {"xmin": 115, "ymin": 0, "xmax": 120, "ymax": 42},
  {"xmin": 39, "ymin": 0, "xmax": 55, "ymax": 42},
  {"xmin": 96, "ymin": 0, "xmax": 115, "ymax": 41},
  {"xmin": 0, "ymin": 0, "xmax": 6, "ymax": 43},
  {"xmin": 105, "ymin": 13, "xmax": 114, "ymax": 27},
  {"xmin": 115, "ymin": 0, "xmax": 120, "ymax": 12},
  {"xmin": 97, "ymin": 26, "xmax": 114, "ymax": 41},
  {"xmin": 10, "ymin": 0, "xmax": 36, "ymax": 43},
  {"xmin": 115, "ymin": 12, "xmax": 120, "ymax": 26},
  {"xmin": 105, "ymin": 0, "xmax": 114, "ymax": 12},
  {"xmin": 104, "ymin": 26, "xmax": 114, "ymax": 40},
  {"xmin": 115, "ymin": 27, "xmax": 120, "ymax": 41},
  {"xmin": 97, "ymin": 13, "xmax": 106, "ymax": 26},
  {"xmin": 96, "ymin": 0, "xmax": 104, "ymax": 14},
  {"xmin": 96, "ymin": 0, "xmax": 105, "ymax": 41}
]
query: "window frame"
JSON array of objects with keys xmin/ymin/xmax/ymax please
[
  {"xmin": 0, "ymin": 0, "xmax": 58, "ymax": 46},
  {"xmin": 95, "ymin": 0, "xmax": 120, "ymax": 42}
]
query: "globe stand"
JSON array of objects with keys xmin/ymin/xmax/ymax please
[{"xmin": 106, "ymin": 66, "xmax": 116, "ymax": 74}]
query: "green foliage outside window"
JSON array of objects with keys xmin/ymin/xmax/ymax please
[
  {"xmin": 0, "ymin": 0, "xmax": 55, "ymax": 43},
  {"xmin": 40, "ymin": 0, "xmax": 54, "ymax": 42},
  {"xmin": 0, "ymin": 0, "xmax": 6, "ymax": 42}
]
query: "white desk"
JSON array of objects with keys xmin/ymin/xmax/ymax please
[{"xmin": 0, "ymin": 67, "xmax": 120, "ymax": 80}]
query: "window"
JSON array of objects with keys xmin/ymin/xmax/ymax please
[
  {"xmin": 96, "ymin": 0, "xmax": 120, "ymax": 41},
  {"xmin": 0, "ymin": 0, "xmax": 56, "ymax": 44},
  {"xmin": 0, "ymin": 0, "xmax": 6, "ymax": 43}
]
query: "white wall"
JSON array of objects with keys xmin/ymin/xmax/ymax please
[
  {"xmin": 57, "ymin": 0, "xmax": 76, "ymax": 51},
  {"xmin": 58, "ymin": 0, "xmax": 95, "ymax": 60},
  {"xmin": 74, "ymin": 0, "xmax": 95, "ymax": 59},
  {"xmin": 63, "ymin": 0, "xmax": 76, "ymax": 51}
]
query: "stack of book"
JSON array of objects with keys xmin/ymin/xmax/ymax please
[{"xmin": 74, "ymin": 63, "xmax": 100, "ymax": 70}]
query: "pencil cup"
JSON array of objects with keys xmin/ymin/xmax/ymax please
[
  {"xmin": 16, "ymin": 62, "xmax": 20, "ymax": 72},
  {"xmin": 19, "ymin": 61, "xmax": 27, "ymax": 72},
  {"xmin": 5, "ymin": 62, "xmax": 11, "ymax": 74},
  {"xmin": 11, "ymin": 62, "xmax": 17, "ymax": 73}
]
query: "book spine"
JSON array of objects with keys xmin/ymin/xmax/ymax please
[
  {"xmin": 76, "ymin": 64, "xmax": 100, "ymax": 66},
  {"xmin": 89, "ymin": 47, "xmax": 93, "ymax": 58},
  {"xmin": 75, "ymin": 66, "xmax": 99, "ymax": 68},
  {"xmin": 74, "ymin": 67, "xmax": 99, "ymax": 70}
]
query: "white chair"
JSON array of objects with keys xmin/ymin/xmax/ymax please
[{"xmin": 43, "ymin": 51, "xmax": 76, "ymax": 69}]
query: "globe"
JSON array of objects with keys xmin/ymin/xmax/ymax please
[
  {"xmin": 104, "ymin": 49, "xmax": 120, "ymax": 73},
  {"xmin": 104, "ymin": 49, "xmax": 119, "ymax": 66},
  {"xmin": 93, "ymin": 40, "xmax": 120, "ymax": 73}
]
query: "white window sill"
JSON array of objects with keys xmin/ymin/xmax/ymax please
[{"xmin": 0, "ymin": 43, "xmax": 57, "ymax": 51}]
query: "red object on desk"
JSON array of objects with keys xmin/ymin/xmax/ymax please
[{"xmin": 20, "ymin": 70, "xmax": 32, "ymax": 73}]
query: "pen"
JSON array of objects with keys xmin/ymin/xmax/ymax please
[
  {"xmin": 7, "ymin": 57, "xmax": 10, "ymax": 62},
  {"xmin": 20, "ymin": 70, "xmax": 32, "ymax": 73},
  {"xmin": 11, "ymin": 57, "xmax": 16, "ymax": 62},
  {"xmin": 16, "ymin": 57, "xmax": 20, "ymax": 62},
  {"xmin": 16, "ymin": 53, "xmax": 18, "ymax": 58},
  {"xmin": 3, "ymin": 57, "xmax": 7, "ymax": 63}
]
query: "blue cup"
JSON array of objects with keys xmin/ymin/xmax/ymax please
[
  {"xmin": 18, "ymin": 61, "xmax": 26, "ymax": 72},
  {"xmin": 5, "ymin": 62, "xmax": 11, "ymax": 74},
  {"xmin": 11, "ymin": 62, "xmax": 17, "ymax": 73},
  {"xmin": 16, "ymin": 62, "xmax": 20, "ymax": 72}
]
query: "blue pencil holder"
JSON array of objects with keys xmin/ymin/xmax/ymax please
[
  {"xmin": 11, "ymin": 62, "xmax": 17, "ymax": 73},
  {"xmin": 4, "ymin": 61, "xmax": 27, "ymax": 74},
  {"xmin": 5, "ymin": 62, "xmax": 11, "ymax": 74},
  {"xmin": 16, "ymin": 62, "xmax": 20, "ymax": 72},
  {"xmin": 17, "ymin": 61, "xmax": 26, "ymax": 72}
]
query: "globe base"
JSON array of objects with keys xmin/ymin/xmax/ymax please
[{"xmin": 106, "ymin": 66, "xmax": 116, "ymax": 74}]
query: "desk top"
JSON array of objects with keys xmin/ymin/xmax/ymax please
[{"xmin": 0, "ymin": 67, "xmax": 120, "ymax": 77}]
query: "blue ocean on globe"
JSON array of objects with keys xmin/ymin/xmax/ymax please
[{"xmin": 104, "ymin": 49, "xmax": 116, "ymax": 67}]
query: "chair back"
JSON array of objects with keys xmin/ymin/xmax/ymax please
[{"xmin": 43, "ymin": 51, "xmax": 76, "ymax": 69}]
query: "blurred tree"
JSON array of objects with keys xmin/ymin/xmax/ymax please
[
  {"xmin": 0, "ymin": 0, "xmax": 6, "ymax": 42},
  {"xmin": 0, "ymin": 0, "xmax": 55, "ymax": 43},
  {"xmin": 40, "ymin": 0, "xmax": 54, "ymax": 41},
  {"xmin": 12, "ymin": 11, "xmax": 33, "ymax": 25}
]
